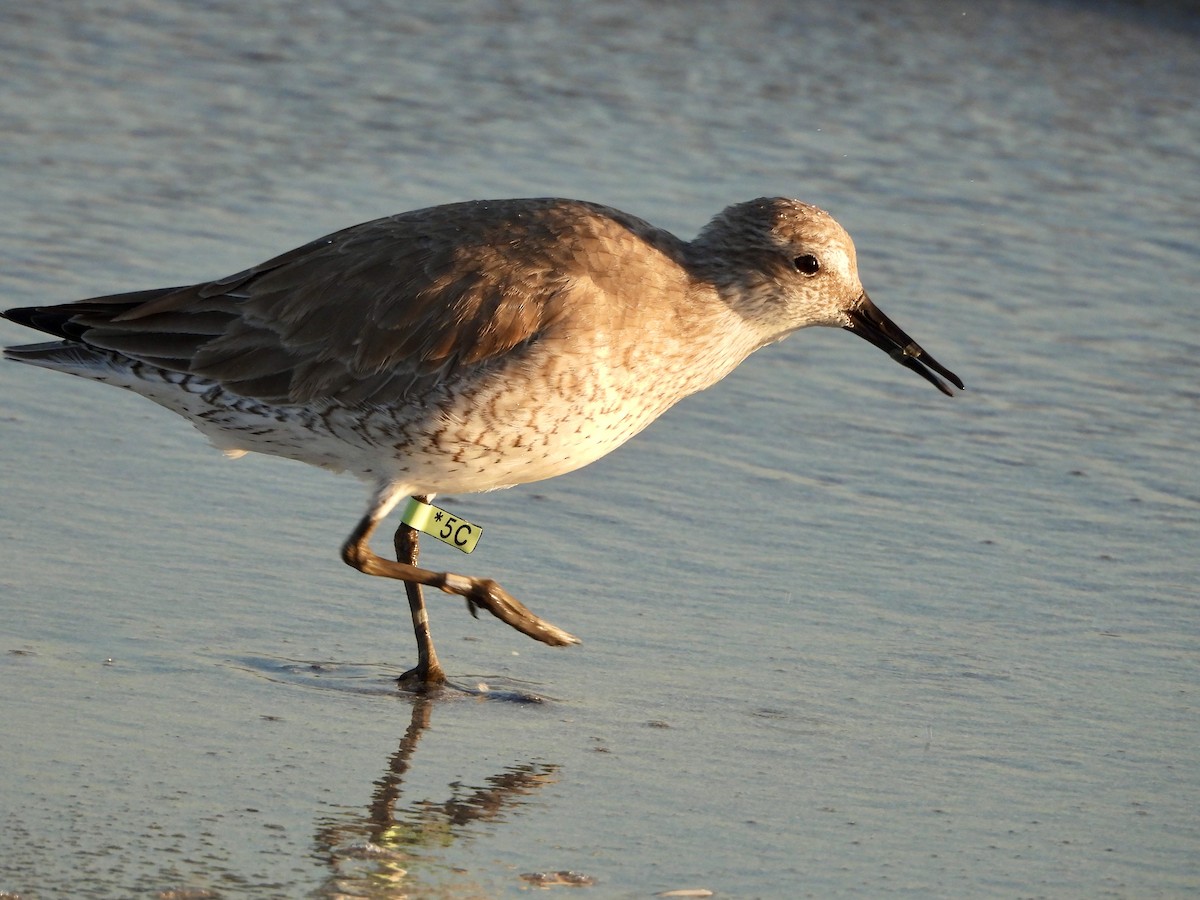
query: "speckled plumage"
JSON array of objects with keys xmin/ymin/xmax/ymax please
[{"xmin": 3, "ymin": 196, "xmax": 962, "ymax": 685}]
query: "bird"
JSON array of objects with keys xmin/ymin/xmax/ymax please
[{"xmin": 2, "ymin": 197, "xmax": 962, "ymax": 688}]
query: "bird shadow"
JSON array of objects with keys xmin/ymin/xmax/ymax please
[
  {"xmin": 221, "ymin": 657, "xmax": 583, "ymax": 891},
  {"xmin": 307, "ymin": 693, "xmax": 564, "ymax": 898},
  {"xmin": 229, "ymin": 655, "xmax": 555, "ymax": 704}
]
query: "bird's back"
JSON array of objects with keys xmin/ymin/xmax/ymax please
[{"xmin": 3, "ymin": 198, "xmax": 761, "ymax": 491}]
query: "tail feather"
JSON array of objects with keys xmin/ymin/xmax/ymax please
[
  {"xmin": 3, "ymin": 287, "xmax": 197, "ymax": 378},
  {"xmin": 3, "ymin": 340, "xmax": 125, "ymax": 376},
  {"xmin": 2, "ymin": 287, "xmax": 186, "ymax": 341}
]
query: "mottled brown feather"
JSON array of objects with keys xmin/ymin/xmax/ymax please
[{"xmin": 60, "ymin": 198, "xmax": 691, "ymax": 406}]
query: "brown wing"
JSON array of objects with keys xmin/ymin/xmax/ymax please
[{"xmin": 41, "ymin": 198, "xmax": 687, "ymax": 406}]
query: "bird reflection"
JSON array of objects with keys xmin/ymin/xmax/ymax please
[{"xmin": 312, "ymin": 695, "xmax": 558, "ymax": 898}]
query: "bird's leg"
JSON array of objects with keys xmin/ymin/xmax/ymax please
[
  {"xmin": 393, "ymin": 500, "xmax": 446, "ymax": 688},
  {"xmin": 342, "ymin": 505, "xmax": 580, "ymax": 648}
]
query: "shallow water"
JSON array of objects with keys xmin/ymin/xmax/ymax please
[{"xmin": 1, "ymin": 1, "xmax": 1198, "ymax": 897}]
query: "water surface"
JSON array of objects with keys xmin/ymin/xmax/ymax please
[{"xmin": 1, "ymin": 1, "xmax": 1197, "ymax": 897}]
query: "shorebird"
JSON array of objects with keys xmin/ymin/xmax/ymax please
[{"xmin": 3, "ymin": 197, "xmax": 962, "ymax": 687}]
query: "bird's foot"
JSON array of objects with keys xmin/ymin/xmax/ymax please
[
  {"xmin": 440, "ymin": 574, "xmax": 580, "ymax": 646},
  {"xmin": 396, "ymin": 659, "xmax": 448, "ymax": 691}
]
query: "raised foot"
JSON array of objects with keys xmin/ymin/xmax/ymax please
[{"xmin": 440, "ymin": 573, "xmax": 580, "ymax": 646}]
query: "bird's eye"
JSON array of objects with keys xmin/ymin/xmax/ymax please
[{"xmin": 793, "ymin": 254, "xmax": 820, "ymax": 276}]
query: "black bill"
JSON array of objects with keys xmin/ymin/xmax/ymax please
[{"xmin": 844, "ymin": 293, "xmax": 964, "ymax": 396}]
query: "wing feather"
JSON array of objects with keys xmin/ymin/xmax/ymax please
[{"xmin": 9, "ymin": 199, "xmax": 689, "ymax": 406}]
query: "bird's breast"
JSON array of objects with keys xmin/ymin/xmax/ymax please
[{"xmin": 374, "ymin": 321, "xmax": 755, "ymax": 493}]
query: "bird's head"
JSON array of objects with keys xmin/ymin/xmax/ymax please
[{"xmin": 690, "ymin": 197, "xmax": 963, "ymax": 395}]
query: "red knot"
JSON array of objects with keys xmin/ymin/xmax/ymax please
[{"xmin": 3, "ymin": 197, "xmax": 962, "ymax": 687}]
